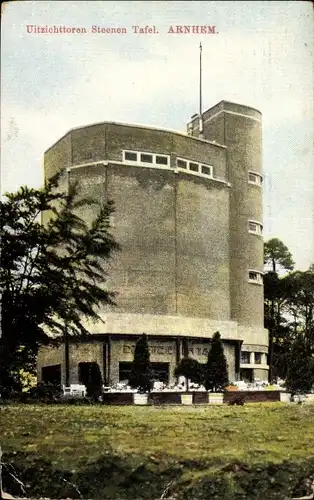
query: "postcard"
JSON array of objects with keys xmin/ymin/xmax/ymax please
[{"xmin": 1, "ymin": 2, "xmax": 313, "ymax": 499}]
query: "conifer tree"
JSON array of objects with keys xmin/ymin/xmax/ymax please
[
  {"xmin": 285, "ymin": 333, "xmax": 314, "ymax": 396},
  {"xmin": 129, "ymin": 333, "xmax": 153, "ymax": 393},
  {"xmin": 85, "ymin": 362, "xmax": 103, "ymax": 402},
  {"xmin": 204, "ymin": 331, "xmax": 229, "ymax": 392},
  {"xmin": 0, "ymin": 172, "xmax": 119, "ymax": 391}
]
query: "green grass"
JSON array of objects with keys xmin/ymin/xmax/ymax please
[{"xmin": 1, "ymin": 403, "xmax": 314, "ymax": 499}]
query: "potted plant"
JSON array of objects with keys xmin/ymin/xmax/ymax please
[
  {"xmin": 174, "ymin": 357, "xmax": 202, "ymax": 405},
  {"xmin": 129, "ymin": 333, "xmax": 153, "ymax": 404},
  {"xmin": 204, "ymin": 332, "xmax": 228, "ymax": 404}
]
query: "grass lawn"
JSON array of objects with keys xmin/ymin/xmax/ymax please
[{"xmin": 1, "ymin": 402, "xmax": 314, "ymax": 499}]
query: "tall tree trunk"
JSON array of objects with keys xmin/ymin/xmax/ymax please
[
  {"xmin": 268, "ymin": 299, "xmax": 275, "ymax": 383},
  {"xmin": 64, "ymin": 324, "xmax": 70, "ymax": 387},
  {"xmin": 185, "ymin": 376, "xmax": 189, "ymax": 392}
]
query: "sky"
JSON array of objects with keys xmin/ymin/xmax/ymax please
[{"xmin": 1, "ymin": 0, "xmax": 313, "ymax": 270}]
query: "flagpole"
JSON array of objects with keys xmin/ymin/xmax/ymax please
[{"xmin": 199, "ymin": 42, "xmax": 204, "ymax": 138}]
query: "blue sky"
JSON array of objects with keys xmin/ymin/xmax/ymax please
[{"xmin": 1, "ymin": 1, "xmax": 313, "ymax": 270}]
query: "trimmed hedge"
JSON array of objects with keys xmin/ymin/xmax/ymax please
[{"xmin": 224, "ymin": 391, "xmax": 281, "ymax": 404}]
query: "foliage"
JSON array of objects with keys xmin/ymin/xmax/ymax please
[
  {"xmin": 19, "ymin": 369, "xmax": 37, "ymax": 391},
  {"xmin": 174, "ymin": 357, "xmax": 203, "ymax": 391},
  {"xmin": 128, "ymin": 334, "xmax": 153, "ymax": 393},
  {"xmin": 264, "ymin": 238, "xmax": 295, "ymax": 273},
  {"xmin": 263, "ymin": 269, "xmax": 293, "ymax": 381},
  {"xmin": 263, "ymin": 239, "xmax": 314, "ymax": 381},
  {"xmin": 263, "ymin": 237, "xmax": 314, "ymax": 381},
  {"xmin": 285, "ymin": 333, "xmax": 314, "ymax": 395},
  {"xmin": 263, "ymin": 238, "xmax": 294, "ymax": 382},
  {"xmin": 283, "ymin": 269, "xmax": 314, "ymax": 348},
  {"xmin": 26, "ymin": 381, "xmax": 63, "ymax": 402},
  {"xmin": 0, "ymin": 172, "xmax": 119, "ymax": 390},
  {"xmin": 204, "ymin": 332, "xmax": 229, "ymax": 392}
]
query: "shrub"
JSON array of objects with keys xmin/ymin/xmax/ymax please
[
  {"xmin": 129, "ymin": 333, "xmax": 153, "ymax": 393},
  {"xmin": 174, "ymin": 357, "xmax": 203, "ymax": 391},
  {"xmin": 228, "ymin": 395, "xmax": 245, "ymax": 406},
  {"xmin": 204, "ymin": 332, "xmax": 229, "ymax": 392},
  {"xmin": 27, "ymin": 382, "xmax": 62, "ymax": 402}
]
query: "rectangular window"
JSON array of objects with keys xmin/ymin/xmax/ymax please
[
  {"xmin": 248, "ymin": 271, "xmax": 263, "ymax": 284},
  {"xmin": 155, "ymin": 155, "xmax": 168, "ymax": 165},
  {"xmin": 124, "ymin": 151, "xmax": 137, "ymax": 161},
  {"xmin": 42, "ymin": 364, "xmax": 61, "ymax": 385},
  {"xmin": 248, "ymin": 221, "xmax": 263, "ymax": 235},
  {"xmin": 140, "ymin": 153, "xmax": 153, "ymax": 163},
  {"xmin": 241, "ymin": 352, "xmax": 250, "ymax": 364},
  {"xmin": 254, "ymin": 352, "xmax": 262, "ymax": 364},
  {"xmin": 248, "ymin": 171, "xmax": 262, "ymax": 186},
  {"xmin": 189, "ymin": 162, "xmax": 199, "ymax": 172},
  {"xmin": 249, "ymin": 221, "xmax": 258, "ymax": 232},
  {"xmin": 119, "ymin": 362, "xmax": 133, "ymax": 383},
  {"xmin": 177, "ymin": 159, "xmax": 187, "ymax": 169},
  {"xmin": 201, "ymin": 165, "xmax": 212, "ymax": 176},
  {"xmin": 119, "ymin": 361, "xmax": 169, "ymax": 384}
]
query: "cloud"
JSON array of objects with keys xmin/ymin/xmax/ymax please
[{"xmin": 1, "ymin": 1, "xmax": 313, "ymax": 269}]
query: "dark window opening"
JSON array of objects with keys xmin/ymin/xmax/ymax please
[
  {"xmin": 156, "ymin": 155, "xmax": 168, "ymax": 165},
  {"xmin": 140, "ymin": 153, "xmax": 153, "ymax": 163},
  {"xmin": 189, "ymin": 162, "xmax": 199, "ymax": 172},
  {"xmin": 151, "ymin": 363, "xmax": 169, "ymax": 383},
  {"xmin": 42, "ymin": 364, "xmax": 61, "ymax": 386},
  {"xmin": 249, "ymin": 172, "xmax": 261, "ymax": 184},
  {"xmin": 78, "ymin": 362, "xmax": 102, "ymax": 387},
  {"xmin": 177, "ymin": 159, "xmax": 187, "ymax": 169},
  {"xmin": 240, "ymin": 368, "xmax": 253, "ymax": 383},
  {"xmin": 119, "ymin": 362, "xmax": 132, "ymax": 383},
  {"xmin": 255, "ymin": 352, "xmax": 262, "ymax": 364},
  {"xmin": 119, "ymin": 362, "xmax": 169, "ymax": 384},
  {"xmin": 124, "ymin": 151, "xmax": 137, "ymax": 161},
  {"xmin": 201, "ymin": 165, "xmax": 212, "ymax": 176},
  {"xmin": 240, "ymin": 352, "xmax": 250, "ymax": 364}
]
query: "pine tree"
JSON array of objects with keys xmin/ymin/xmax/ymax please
[
  {"xmin": 0, "ymin": 172, "xmax": 119, "ymax": 391},
  {"xmin": 129, "ymin": 334, "xmax": 153, "ymax": 393},
  {"xmin": 85, "ymin": 362, "xmax": 103, "ymax": 402},
  {"xmin": 285, "ymin": 333, "xmax": 314, "ymax": 396},
  {"xmin": 204, "ymin": 332, "xmax": 229, "ymax": 392}
]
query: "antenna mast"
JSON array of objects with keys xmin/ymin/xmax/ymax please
[{"xmin": 199, "ymin": 42, "xmax": 204, "ymax": 138}]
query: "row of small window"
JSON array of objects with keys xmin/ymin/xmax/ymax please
[
  {"xmin": 123, "ymin": 150, "xmax": 170, "ymax": 166},
  {"xmin": 176, "ymin": 158, "xmax": 213, "ymax": 177},
  {"xmin": 240, "ymin": 352, "xmax": 264, "ymax": 365},
  {"xmin": 123, "ymin": 151, "xmax": 213, "ymax": 177},
  {"xmin": 123, "ymin": 151, "xmax": 262, "ymax": 187}
]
